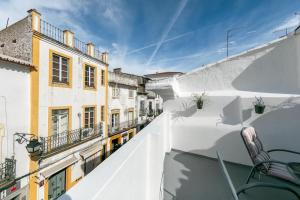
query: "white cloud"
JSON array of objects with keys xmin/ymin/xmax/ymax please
[{"xmin": 272, "ymin": 15, "xmax": 300, "ymax": 32}]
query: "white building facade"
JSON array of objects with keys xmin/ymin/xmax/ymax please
[
  {"xmin": 0, "ymin": 55, "xmax": 32, "ymax": 200},
  {"xmin": 0, "ymin": 9, "xmax": 109, "ymax": 200},
  {"xmin": 108, "ymin": 69, "xmax": 137, "ymax": 152}
]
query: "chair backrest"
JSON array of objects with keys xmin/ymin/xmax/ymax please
[
  {"xmin": 217, "ymin": 151, "xmax": 239, "ymax": 200},
  {"xmin": 241, "ymin": 127, "xmax": 271, "ymax": 172}
]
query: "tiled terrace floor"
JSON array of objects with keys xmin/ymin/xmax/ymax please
[{"xmin": 164, "ymin": 150, "xmax": 300, "ymax": 200}]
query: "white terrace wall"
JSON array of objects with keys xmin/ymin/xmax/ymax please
[
  {"xmin": 176, "ymin": 33, "xmax": 300, "ymax": 95},
  {"xmin": 165, "ymin": 95, "xmax": 300, "ymax": 166},
  {"xmin": 60, "ymin": 113, "xmax": 171, "ymax": 200}
]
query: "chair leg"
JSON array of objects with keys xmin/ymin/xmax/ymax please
[{"xmin": 246, "ymin": 167, "xmax": 256, "ymax": 184}]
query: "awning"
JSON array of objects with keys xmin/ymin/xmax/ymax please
[
  {"xmin": 40, "ymin": 156, "xmax": 77, "ymax": 178},
  {"xmin": 80, "ymin": 144, "xmax": 101, "ymax": 160}
]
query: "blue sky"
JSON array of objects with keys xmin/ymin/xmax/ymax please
[{"xmin": 1, "ymin": 0, "xmax": 300, "ymax": 74}]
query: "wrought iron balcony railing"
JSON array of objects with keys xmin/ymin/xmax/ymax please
[
  {"xmin": 39, "ymin": 19, "xmax": 104, "ymax": 62},
  {"xmin": 40, "ymin": 123, "xmax": 103, "ymax": 156},
  {"xmin": 74, "ymin": 37, "xmax": 88, "ymax": 54},
  {"xmin": 0, "ymin": 158, "xmax": 16, "ymax": 187},
  {"xmin": 108, "ymin": 119, "xmax": 138, "ymax": 136},
  {"xmin": 40, "ymin": 19, "xmax": 64, "ymax": 43},
  {"xmin": 139, "ymin": 109, "xmax": 146, "ymax": 116}
]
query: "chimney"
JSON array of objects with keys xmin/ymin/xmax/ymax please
[
  {"xmin": 87, "ymin": 42, "xmax": 95, "ymax": 57},
  {"xmin": 63, "ymin": 30, "xmax": 74, "ymax": 47},
  {"xmin": 27, "ymin": 9, "xmax": 41, "ymax": 32},
  {"xmin": 101, "ymin": 52, "xmax": 108, "ymax": 63}
]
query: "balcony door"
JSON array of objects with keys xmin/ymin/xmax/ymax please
[
  {"xmin": 83, "ymin": 107, "xmax": 95, "ymax": 138},
  {"xmin": 111, "ymin": 113, "xmax": 120, "ymax": 131},
  {"xmin": 128, "ymin": 110, "xmax": 134, "ymax": 126},
  {"xmin": 51, "ymin": 109, "xmax": 69, "ymax": 149},
  {"xmin": 149, "ymin": 102, "xmax": 153, "ymax": 114}
]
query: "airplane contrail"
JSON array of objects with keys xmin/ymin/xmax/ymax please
[
  {"xmin": 146, "ymin": 0, "xmax": 188, "ymax": 66},
  {"xmin": 127, "ymin": 30, "xmax": 193, "ymax": 55}
]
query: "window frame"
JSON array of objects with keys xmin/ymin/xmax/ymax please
[
  {"xmin": 111, "ymin": 109, "xmax": 120, "ymax": 129},
  {"xmin": 83, "ymin": 63, "xmax": 97, "ymax": 91},
  {"xmin": 49, "ymin": 50, "xmax": 73, "ymax": 88},
  {"xmin": 101, "ymin": 69, "xmax": 105, "ymax": 86},
  {"xmin": 48, "ymin": 106, "xmax": 72, "ymax": 137},
  {"xmin": 112, "ymin": 85, "xmax": 120, "ymax": 98},
  {"xmin": 83, "ymin": 106, "xmax": 96, "ymax": 129},
  {"xmin": 128, "ymin": 108, "xmax": 134, "ymax": 126}
]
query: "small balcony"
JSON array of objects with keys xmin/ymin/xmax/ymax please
[
  {"xmin": 0, "ymin": 158, "xmax": 16, "ymax": 188},
  {"xmin": 40, "ymin": 123, "xmax": 103, "ymax": 157},
  {"xmin": 108, "ymin": 119, "xmax": 137, "ymax": 136}
]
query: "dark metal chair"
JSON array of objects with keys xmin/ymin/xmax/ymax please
[
  {"xmin": 241, "ymin": 127, "xmax": 300, "ymax": 185},
  {"xmin": 217, "ymin": 151, "xmax": 300, "ymax": 200}
]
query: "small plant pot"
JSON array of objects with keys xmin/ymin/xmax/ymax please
[
  {"xmin": 254, "ymin": 105, "xmax": 265, "ymax": 114},
  {"xmin": 197, "ymin": 101, "xmax": 203, "ymax": 109}
]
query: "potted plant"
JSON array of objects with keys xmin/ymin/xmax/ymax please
[
  {"xmin": 193, "ymin": 92, "xmax": 205, "ymax": 109},
  {"xmin": 253, "ymin": 96, "xmax": 265, "ymax": 114}
]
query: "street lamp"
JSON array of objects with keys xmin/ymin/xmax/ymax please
[
  {"xmin": 14, "ymin": 133, "xmax": 42, "ymax": 157},
  {"xmin": 25, "ymin": 138, "xmax": 42, "ymax": 154}
]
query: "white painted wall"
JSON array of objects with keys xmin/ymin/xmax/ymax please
[
  {"xmin": 0, "ymin": 60, "xmax": 30, "ymax": 187},
  {"xmin": 164, "ymin": 94, "xmax": 300, "ymax": 165},
  {"xmin": 176, "ymin": 34, "xmax": 300, "ymax": 95},
  {"xmin": 60, "ymin": 113, "xmax": 171, "ymax": 200}
]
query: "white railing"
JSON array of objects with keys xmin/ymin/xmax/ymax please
[
  {"xmin": 60, "ymin": 113, "xmax": 171, "ymax": 200},
  {"xmin": 145, "ymin": 77, "xmax": 174, "ymax": 90}
]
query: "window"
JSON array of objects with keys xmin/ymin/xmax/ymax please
[
  {"xmin": 101, "ymin": 106, "xmax": 105, "ymax": 122},
  {"xmin": 148, "ymin": 101, "xmax": 153, "ymax": 116},
  {"xmin": 101, "ymin": 70, "xmax": 105, "ymax": 86},
  {"xmin": 84, "ymin": 65, "xmax": 96, "ymax": 88},
  {"xmin": 112, "ymin": 86, "xmax": 120, "ymax": 98},
  {"xmin": 51, "ymin": 109, "xmax": 69, "ymax": 135},
  {"xmin": 139, "ymin": 101, "xmax": 145, "ymax": 116},
  {"xmin": 84, "ymin": 107, "xmax": 95, "ymax": 129},
  {"xmin": 52, "ymin": 54, "xmax": 69, "ymax": 85},
  {"xmin": 128, "ymin": 90, "xmax": 134, "ymax": 98},
  {"xmin": 149, "ymin": 102, "xmax": 153, "ymax": 111},
  {"xmin": 111, "ymin": 113, "xmax": 120, "ymax": 128},
  {"xmin": 128, "ymin": 110, "xmax": 134, "ymax": 126}
]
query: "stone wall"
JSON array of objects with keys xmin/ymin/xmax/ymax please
[{"xmin": 0, "ymin": 16, "xmax": 32, "ymax": 62}]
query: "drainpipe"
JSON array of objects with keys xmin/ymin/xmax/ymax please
[
  {"xmin": 0, "ymin": 96, "xmax": 8, "ymax": 162},
  {"xmin": 78, "ymin": 113, "xmax": 82, "ymax": 140}
]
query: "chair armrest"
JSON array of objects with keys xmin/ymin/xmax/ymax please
[
  {"xmin": 254, "ymin": 160, "xmax": 288, "ymax": 169},
  {"xmin": 254, "ymin": 160, "xmax": 300, "ymax": 181},
  {"xmin": 237, "ymin": 182, "xmax": 300, "ymax": 198},
  {"xmin": 268, "ymin": 149, "xmax": 300, "ymax": 156}
]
